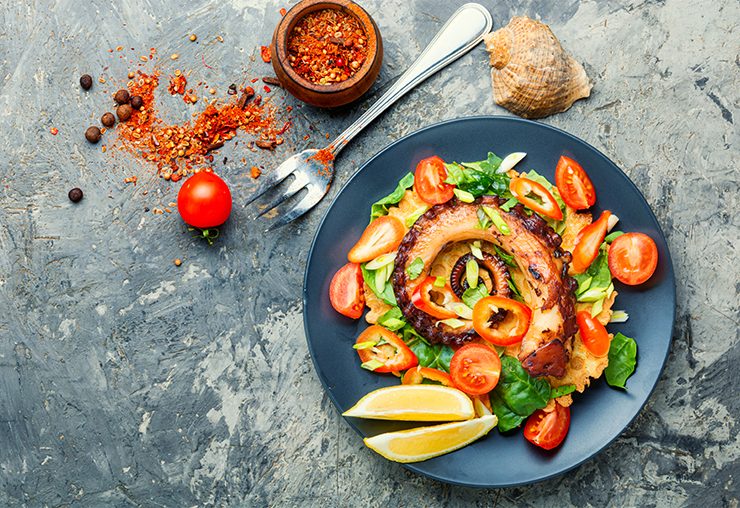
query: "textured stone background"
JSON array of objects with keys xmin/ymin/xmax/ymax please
[{"xmin": 0, "ymin": 0, "xmax": 738, "ymax": 506}]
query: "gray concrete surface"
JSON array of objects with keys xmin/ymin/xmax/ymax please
[{"xmin": 0, "ymin": 0, "xmax": 738, "ymax": 506}]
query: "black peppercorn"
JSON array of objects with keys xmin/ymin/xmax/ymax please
[
  {"xmin": 114, "ymin": 89, "xmax": 130, "ymax": 104},
  {"xmin": 101, "ymin": 112, "xmax": 116, "ymax": 127},
  {"xmin": 68, "ymin": 188, "xmax": 84, "ymax": 203},
  {"xmin": 80, "ymin": 74, "xmax": 93, "ymax": 90},
  {"xmin": 85, "ymin": 126, "xmax": 102, "ymax": 143},
  {"xmin": 130, "ymin": 95, "xmax": 143, "ymax": 109},
  {"xmin": 116, "ymin": 104, "xmax": 133, "ymax": 122}
]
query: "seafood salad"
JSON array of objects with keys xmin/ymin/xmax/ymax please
[{"xmin": 329, "ymin": 151, "xmax": 659, "ymax": 462}]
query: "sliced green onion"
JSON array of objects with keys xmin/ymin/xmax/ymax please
[
  {"xmin": 365, "ymin": 252, "xmax": 396, "ymax": 270},
  {"xmin": 374, "ymin": 268, "xmax": 386, "ymax": 293},
  {"xmin": 470, "ymin": 242, "xmax": 484, "ymax": 260},
  {"xmin": 498, "ymin": 152, "xmax": 527, "ymax": 173},
  {"xmin": 353, "ymin": 341, "xmax": 377, "ymax": 350},
  {"xmin": 482, "ymin": 206, "xmax": 511, "ymax": 235},
  {"xmin": 433, "ymin": 276, "xmax": 446, "ymax": 288},
  {"xmin": 477, "ymin": 207, "xmax": 492, "ymax": 230},
  {"xmin": 508, "ymin": 278, "xmax": 522, "ymax": 300},
  {"xmin": 610, "ymin": 310, "xmax": 629, "ymax": 323},
  {"xmin": 453, "ymin": 188, "xmax": 475, "ymax": 203},
  {"xmin": 500, "ymin": 197, "xmax": 518, "ymax": 212},
  {"xmin": 361, "ymin": 359, "xmax": 385, "ymax": 371},
  {"xmin": 605, "ymin": 230, "xmax": 624, "ymax": 243},
  {"xmin": 384, "ymin": 263, "xmax": 394, "ymax": 281},
  {"xmin": 450, "ymin": 302, "xmax": 473, "ymax": 320},
  {"xmin": 437, "ymin": 318, "xmax": 467, "ymax": 329},
  {"xmin": 576, "ymin": 276, "xmax": 593, "ymax": 295},
  {"xmin": 591, "ymin": 297, "xmax": 604, "ymax": 317},
  {"xmin": 466, "ymin": 259, "xmax": 479, "ymax": 289},
  {"xmin": 607, "ymin": 213, "xmax": 620, "ymax": 231},
  {"xmin": 606, "ymin": 282, "xmax": 615, "ymax": 298},
  {"xmin": 405, "ymin": 207, "xmax": 428, "ymax": 227},
  {"xmin": 381, "ymin": 318, "xmax": 405, "ymax": 330},
  {"xmin": 578, "ymin": 288, "xmax": 607, "ymax": 302}
]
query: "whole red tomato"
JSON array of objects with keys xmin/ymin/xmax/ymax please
[{"xmin": 177, "ymin": 172, "xmax": 232, "ymax": 229}]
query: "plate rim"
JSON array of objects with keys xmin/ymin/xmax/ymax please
[{"xmin": 302, "ymin": 115, "xmax": 676, "ymax": 488}]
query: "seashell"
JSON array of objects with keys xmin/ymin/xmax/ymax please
[{"xmin": 483, "ymin": 16, "xmax": 592, "ymax": 119}]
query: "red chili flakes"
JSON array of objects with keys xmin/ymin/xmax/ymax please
[
  {"xmin": 113, "ymin": 72, "xmax": 286, "ymax": 179},
  {"xmin": 168, "ymin": 73, "xmax": 187, "ymax": 95},
  {"xmin": 309, "ymin": 148, "xmax": 334, "ymax": 177},
  {"xmin": 287, "ymin": 8, "xmax": 368, "ymax": 85},
  {"xmin": 264, "ymin": 85, "xmax": 271, "ymax": 93},
  {"xmin": 49, "ymin": 127, "xmax": 58, "ymax": 135},
  {"xmin": 124, "ymin": 176, "xmax": 138, "ymax": 184},
  {"xmin": 250, "ymin": 166, "xmax": 262, "ymax": 178},
  {"xmin": 280, "ymin": 7, "xmax": 287, "ymax": 16},
  {"xmin": 260, "ymin": 45, "xmax": 272, "ymax": 63}
]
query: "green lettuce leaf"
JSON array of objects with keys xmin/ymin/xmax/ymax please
[
  {"xmin": 491, "ymin": 355, "xmax": 551, "ymax": 432},
  {"xmin": 361, "ymin": 263, "xmax": 396, "ymax": 306},
  {"xmin": 377, "ymin": 307, "xmax": 406, "ymax": 331},
  {"xmin": 461, "ymin": 285, "xmax": 489, "ymax": 309},
  {"xmin": 605, "ymin": 333, "xmax": 637, "ymax": 389},
  {"xmin": 406, "ymin": 257, "xmax": 424, "ymax": 280},
  {"xmin": 370, "ymin": 173, "xmax": 414, "ymax": 220},
  {"xmin": 444, "ymin": 152, "xmax": 510, "ymax": 198},
  {"xmin": 572, "ymin": 244, "xmax": 612, "ymax": 302}
]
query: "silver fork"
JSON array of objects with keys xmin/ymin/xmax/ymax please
[{"xmin": 247, "ymin": 3, "xmax": 493, "ymax": 230}]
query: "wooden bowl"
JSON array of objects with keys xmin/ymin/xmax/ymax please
[{"xmin": 270, "ymin": 0, "xmax": 383, "ymax": 108}]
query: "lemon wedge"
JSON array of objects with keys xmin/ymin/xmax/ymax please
[
  {"xmin": 364, "ymin": 415, "xmax": 498, "ymax": 463},
  {"xmin": 343, "ymin": 385, "xmax": 475, "ymax": 421}
]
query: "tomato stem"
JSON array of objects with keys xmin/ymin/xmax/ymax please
[{"xmin": 189, "ymin": 227, "xmax": 220, "ymax": 245}]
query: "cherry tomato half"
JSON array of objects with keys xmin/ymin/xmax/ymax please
[
  {"xmin": 510, "ymin": 177, "xmax": 563, "ymax": 221},
  {"xmin": 401, "ymin": 366, "xmax": 453, "ymax": 386},
  {"xmin": 472, "ymin": 296, "xmax": 532, "ymax": 346},
  {"xmin": 414, "ymin": 156, "xmax": 455, "ymax": 205},
  {"xmin": 347, "ymin": 215, "xmax": 405, "ymax": 264},
  {"xmin": 571, "ymin": 210, "xmax": 612, "ymax": 274},
  {"xmin": 411, "ymin": 276, "xmax": 461, "ymax": 319},
  {"xmin": 449, "ymin": 343, "xmax": 502, "ymax": 396},
  {"xmin": 576, "ymin": 311, "xmax": 610, "ymax": 357},
  {"xmin": 524, "ymin": 403, "xmax": 571, "ymax": 450},
  {"xmin": 555, "ymin": 156, "xmax": 596, "ymax": 210},
  {"xmin": 177, "ymin": 171, "xmax": 232, "ymax": 229},
  {"xmin": 608, "ymin": 232, "xmax": 659, "ymax": 285},
  {"xmin": 355, "ymin": 325, "xmax": 418, "ymax": 373},
  {"xmin": 329, "ymin": 262, "xmax": 365, "ymax": 319}
]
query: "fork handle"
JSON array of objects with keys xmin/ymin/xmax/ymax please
[{"xmin": 327, "ymin": 3, "xmax": 493, "ymax": 157}]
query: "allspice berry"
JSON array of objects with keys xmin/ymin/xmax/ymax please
[
  {"xmin": 85, "ymin": 126, "xmax": 102, "ymax": 143},
  {"xmin": 101, "ymin": 112, "xmax": 116, "ymax": 127},
  {"xmin": 114, "ymin": 89, "xmax": 130, "ymax": 105},
  {"xmin": 116, "ymin": 104, "xmax": 133, "ymax": 122},
  {"xmin": 68, "ymin": 188, "xmax": 84, "ymax": 203},
  {"xmin": 130, "ymin": 95, "xmax": 143, "ymax": 109},
  {"xmin": 79, "ymin": 74, "xmax": 93, "ymax": 90}
]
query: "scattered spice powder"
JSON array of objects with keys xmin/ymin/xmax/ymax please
[
  {"xmin": 113, "ymin": 71, "xmax": 284, "ymax": 177},
  {"xmin": 168, "ymin": 74, "xmax": 187, "ymax": 95},
  {"xmin": 287, "ymin": 8, "xmax": 368, "ymax": 85},
  {"xmin": 309, "ymin": 148, "xmax": 334, "ymax": 177}
]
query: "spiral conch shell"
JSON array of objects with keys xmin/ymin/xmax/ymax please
[{"xmin": 483, "ymin": 16, "xmax": 592, "ymax": 119}]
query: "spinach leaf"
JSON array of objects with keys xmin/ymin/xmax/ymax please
[
  {"xmin": 490, "ymin": 391, "xmax": 526, "ymax": 432},
  {"xmin": 406, "ymin": 257, "xmax": 424, "ymax": 280},
  {"xmin": 605, "ymin": 333, "xmax": 637, "ymax": 389},
  {"xmin": 377, "ymin": 307, "xmax": 406, "ymax": 331},
  {"xmin": 401, "ymin": 326, "xmax": 454, "ymax": 372},
  {"xmin": 462, "ymin": 285, "xmax": 488, "ymax": 309},
  {"xmin": 491, "ymin": 355, "xmax": 551, "ymax": 431},
  {"xmin": 444, "ymin": 152, "xmax": 510, "ymax": 198},
  {"xmin": 550, "ymin": 384, "xmax": 577, "ymax": 398},
  {"xmin": 370, "ymin": 173, "xmax": 414, "ymax": 220},
  {"xmin": 361, "ymin": 263, "xmax": 396, "ymax": 306}
]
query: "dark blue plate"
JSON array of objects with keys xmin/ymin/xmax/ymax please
[{"xmin": 303, "ymin": 116, "xmax": 675, "ymax": 487}]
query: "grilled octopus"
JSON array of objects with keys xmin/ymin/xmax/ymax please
[{"xmin": 391, "ymin": 196, "xmax": 578, "ymax": 378}]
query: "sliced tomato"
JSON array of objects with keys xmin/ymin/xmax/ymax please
[
  {"xmin": 355, "ymin": 325, "xmax": 418, "ymax": 373},
  {"xmin": 608, "ymin": 232, "xmax": 658, "ymax": 285},
  {"xmin": 472, "ymin": 296, "xmax": 532, "ymax": 346},
  {"xmin": 576, "ymin": 311, "xmax": 610, "ymax": 357},
  {"xmin": 401, "ymin": 366, "xmax": 453, "ymax": 386},
  {"xmin": 510, "ymin": 177, "xmax": 563, "ymax": 221},
  {"xmin": 347, "ymin": 215, "xmax": 405, "ymax": 264},
  {"xmin": 329, "ymin": 262, "xmax": 365, "ymax": 319},
  {"xmin": 524, "ymin": 403, "xmax": 570, "ymax": 450},
  {"xmin": 555, "ymin": 156, "xmax": 596, "ymax": 210},
  {"xmin": 449, "ymin": 343, "xmax": 501, "ymax": 395},
  {"xmin": 571, "ymin": 210, "xmax": 612, "ymax": 274},
  {"xmin": 414, "ymin": 156, "xmax": 455, "ymax": 205},
  {"xmin": 410, "ymin": 276, "xmax": 460, "ymax": 319}
]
